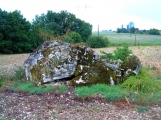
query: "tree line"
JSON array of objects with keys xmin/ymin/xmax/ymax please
[
  {"xmin": 0, "ymin": 9, "xmax": 92, "ymax": 54},
  {"xmin": 117, "ymin": 27, "xmax": 160, "ymax": 35}
]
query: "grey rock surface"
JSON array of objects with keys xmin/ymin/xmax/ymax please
[
  {"xmin": 24, "ymin": 40, "xmax": 141, "ymax": 86},
  {"xmin": 24, "ymin": 40, "xmax": 100, "ymax": 85}
]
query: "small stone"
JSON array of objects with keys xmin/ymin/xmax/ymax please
[{"xmin": 60, "ymin": 95, "xmax": 63, "ymax": 98}]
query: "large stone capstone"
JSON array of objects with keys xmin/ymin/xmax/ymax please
[
  {"xmin": 24, "ymin": 40, "xmax": 141, "ymax": 86},
  {"xmin": 24, "ymin": 40, "xmax": 100, "ymax": 85}
]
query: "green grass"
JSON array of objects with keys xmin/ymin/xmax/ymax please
[
  {"xmin": 135, "ymin": 106, "xmax": 151, "ymax": 113},
  {"xmin": 0, "ymin": 116, "xmax": 6, "ymax": 120},
  {"xmin": 74, "ymin": 67, "xmax": 161, "ymax": 104},
  {"xmin": 56, "ymin": 85, "xmax": 68, "ymax": 93},
  {"xmin": 11, "ymin": 81, "xmax": 54, "ymax": 94},
  {"xmin": 0, "ymin": 67, "xmax": 54, "ymax": 94},
  {"xmin": 74, "ymin": 84, "xmax": 128, "ymax": 100},
  {"xmin": 74, "ymin": 83, "xmax": 161, "ymax": 104},
  {"xmin": 93, "ymin": 33, "xmax": 161, "ymax": 46}
]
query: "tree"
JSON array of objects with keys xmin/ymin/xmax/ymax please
[
  {"xmin": 149, "ymin": 28, "xmax": 160, "ymax": 35},
  {"xmin": 32, "ymin": 10, "xmax": 92, "ymax": 42},
  {"xmin": 130, "ymin": 27, "xmax": 139, "ymax": 34},
  {"xmin": 117, "ymin": 28, "xmax": 129, "ymax": 33},
  {"xmin": 0, "ymin": 9, "xmax": 36, "ymax": 53}
]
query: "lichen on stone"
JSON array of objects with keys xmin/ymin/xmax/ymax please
[{"xmin": 24, "ymin": 40, "xmax": 142, "ymax": 86}]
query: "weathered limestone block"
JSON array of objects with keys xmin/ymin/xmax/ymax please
[
  {"xmin": 24, "ymin": 40, "xmax": 100, "ymax": 85},
  {"xmin": 122, "ymin": 55, "xmax": 142, "ymax": 78},
  {"xmin": 24, "ymin": 40, "xmax": 141, "ymax": 86},
  {"xmin": 69, "ymin": 60, "xmax": 116, "ymax": 86}
]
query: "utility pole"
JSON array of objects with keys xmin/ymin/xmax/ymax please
[
  {"xmin": 98, "ymin": 25, "xmax": 99, "ymax": 37},
  {"xmin": 135, "ymin": 31, "xmax": 136, "ymax": 45}
]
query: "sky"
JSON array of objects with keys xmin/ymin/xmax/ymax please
[{"xmin": 0, "ymin": 0, "xmax": 161, "ymax": 31}]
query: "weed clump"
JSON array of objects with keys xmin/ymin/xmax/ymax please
[{"xmin": 121, "ymin": 67, "xmax": 161, "ymax": 92}]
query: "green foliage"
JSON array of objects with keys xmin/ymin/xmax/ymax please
[
  {"xmin": 74, "ymin": 84, "xmax": 127, "ymax": 100},
  {"xmin": 0, "ymin": 116, "xmax": 5, "ymax": 120},
  {"xmin": 100, "ymin": 51, "xmax": 114, "ymax": 60},
  {"xmin": 121, "ymin": 67, "xmax": 161, "ymax": 92},
  {"xmin": 86, "ymin": 36, "xmax": 110, "ymax": 48},
  {"xmin": 33, "ymin": 10, "xmax": 92, "ymax": 42},
  {"xmin": 11, "ymin": 82, "xmax": 53, "ymax": 94},
  {"xmin": 0, "ymin": 9, "xmax": 92, "ymax": 54},
  {"xmin": 101, "ymin": 44, "xmax": 132, "ymax": 63},
  {"xmin": 151, "ymin": 91, "xmax": 161, "ymax": 103},
  {"xmin": 135, "ymin": 106, "xmax": 151, "ymax": 113},
  {"xmin": 56, "ymin": 85, "xmax": 68, "ymax": 93},
  {"xmin": 113, "ymin": 44, "xmax": 132, "ymax": 62},
  {"xmin": 149, "ymin": 28, "xmax": 160, "ymax": 35},
  {"xmin": 0, "ymin": 9, "xmax": 35, "ymax": 53},
  {"xmin": 117, "ymin": 28, "xmax": 129, "ymax": 33},
  {"xmin": 130, "ymin": 27, "xmax": 139, "ymax": 34},
  {"xmin": 62, "ymin": 31, "xmax": 82, "ymax": 43}
]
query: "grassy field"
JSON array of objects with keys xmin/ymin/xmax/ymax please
[{"xmin": 93, "ymin": 33, "xmax": 161, "ymax": 45}]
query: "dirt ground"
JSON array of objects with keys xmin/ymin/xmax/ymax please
[{"xmin": 0, "ymin": 46, "xmax": 161, "ymax": 119}]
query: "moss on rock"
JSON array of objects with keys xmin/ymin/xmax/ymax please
[{"xmin": 70, "ymin": 60, "xmax": 116, "ymax": 86}]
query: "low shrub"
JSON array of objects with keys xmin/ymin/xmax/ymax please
[
  {"xmin": 121, "ymin": 67, "xmax": 161, "ymax": 92},
  {"xmin": 113, "ymin": 44, "xmax": 132, "ymax": 62},
  {"xmin": 101, "ymin": 43, "xmax": 132, "ymax": 63},
  {"xmin": 86, "ymin": 36, "xmax": 110, "ymax": 48}
]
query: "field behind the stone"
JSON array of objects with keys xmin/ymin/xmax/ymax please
[
  {"xmin": 94, "ymin": 33, "xmax": 161, "ymax": 45},
  {"xmin": 0, "ymin": 46, "xmax": 161, "ymax": 80}
]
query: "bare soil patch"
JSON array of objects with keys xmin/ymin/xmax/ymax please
[{"xmin": 0, "ymin": 46, "xmax": 161, "ymax": 119}]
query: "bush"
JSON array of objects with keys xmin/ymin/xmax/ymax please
[
  {"xmin": 121, "ymin": 67, "xmax": 161, "ymax": 92},
  {"xmin": 62, "ymin": 31, "xmax": 82, "ymax": 43},
  {"xmin": 101, "ymin": 44, "xmax": 132, "ymax": 63},
  {"xmin": 113, "ymin": 44, "xmax": 132, "ymax": 62},
  {"xmin": 86, "ymin": 36, "xmax": 110, "ymax": 48}
]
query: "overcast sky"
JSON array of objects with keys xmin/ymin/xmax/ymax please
[{"xmin": 0, "ymin": 0, "xmax": 161, "ymax": 31}]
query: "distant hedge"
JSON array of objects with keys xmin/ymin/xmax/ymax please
[{"xmin": 86, "ymin": 36, "xmax": 110, "ymax": 48}]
